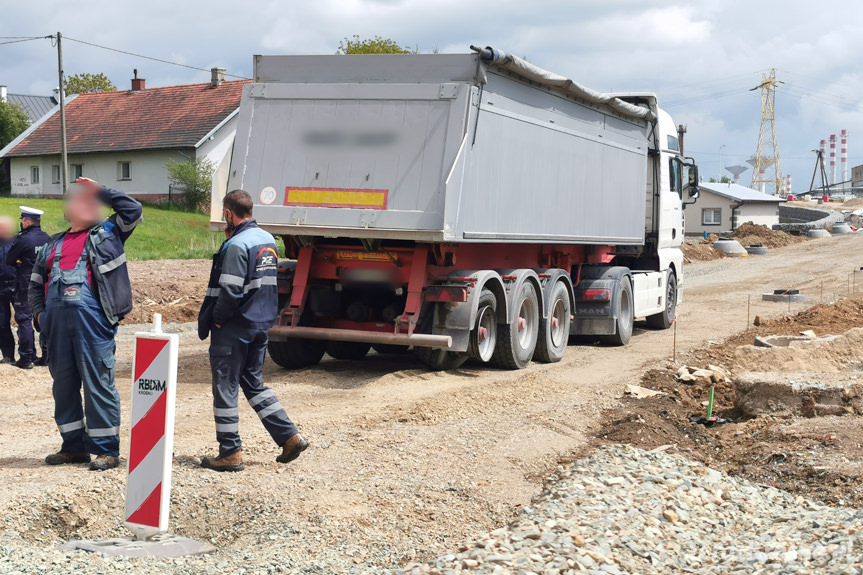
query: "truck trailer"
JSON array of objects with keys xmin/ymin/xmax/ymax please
[{"xmin": 211, "ymin": 46, "xmax": 700, "ymax": 370}]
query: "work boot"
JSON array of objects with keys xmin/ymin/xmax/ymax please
[
  {"xmin": 0, "ymin": 357, "xmax": 15, "ymax": 365},
  {"xmin": 14, "ymin": 358, "xmax": 33, "ymax": 370},
  {"xmin": 89, "ymin": 455, "xmax": 120, "ymax": 471},
  {"xmin": 276, "ymin": 434, "xmax": 309, "ymax": 464},
  {"xmin": 201, "ymin": 449, "xmax": 244, "ymax": 472},
  {"xmin": 34, "ymin": 356, "xmax": 48, "ymax": 367},
  {"xmin": 45, "ymin": 451, "xmax": 90, "ymax": 465}
]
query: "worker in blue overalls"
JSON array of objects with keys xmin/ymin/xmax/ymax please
[
  {"xmin": 198, "ymin": 189, "xmax": 308, "ymax": 472},
  {"xmin": 29, "ymin": 177, "xmax": 142, "ymax": 471},
  {"xmin": 0, "ymin": 216, "xmax": 18, "ymax": 363}
]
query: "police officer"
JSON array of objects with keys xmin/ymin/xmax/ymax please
[
  {"xmin": 0, "ymin": 216, "xmax": 18, "ymax": 363},
  {"xmin": 198, "ymin": 189, "xmax": 308, "ymax": 472},
  {"xmin": 7, "ymin": 206, "xmax": 50, "ymax": 369},
  {"xmin": 29, "ymin": 177, "xmax": 142, "ymax": 471}
]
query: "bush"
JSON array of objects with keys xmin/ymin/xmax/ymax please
[{"xmin": 165, "ymin": 158, "xmax": 215, "ymax": 212}]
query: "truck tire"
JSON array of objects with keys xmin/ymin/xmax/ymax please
[
  {"xmin": 327, "ymin": 341, "xmax": 371, "ymax": 360},
  {"xmin": 646, "ymin": 272, "xmax": 677, "ymax": 330},
  {"xmin": 414, "ymin": 347, "xmax": 469, "ymax": 371},
  {"xmin": 599, "ymin": 276, "xmax": 633, "ymax": 346},
  {"xmin": 467, "ymin": 289, "xmax": 497, "ymax": 362},
  {"xmin": 535, "ymin": 281, "xmax": 571, "ymax": 363},
  {"xmin": 268, "ymin": 338, "xmax": 327, "ymax": 369},
  {"xmin": 492, "ymin": 282, "xmax": 540, "ymax": 370}
]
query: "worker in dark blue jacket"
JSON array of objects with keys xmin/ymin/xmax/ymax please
[
  {"xmin": 7, "ymin": 206, "xmax": 50, "ymax": 368},
  {"xmin": 0, "ymin": 216, "xmax": 19, "ymax": 363},
  {"xmin": 198, "ymin": 189, "xmax": 307, "ymax": 472},
  {"xmin": 29, "ymin": 177, "xmax": 142, "ymax": 472}
]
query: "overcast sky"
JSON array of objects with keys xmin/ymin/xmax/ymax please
[{"xmin": 3, "ymin": 0, "xmax": 863, "ymax": 194}]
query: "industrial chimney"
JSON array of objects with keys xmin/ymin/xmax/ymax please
[
  {"xmin": 211, "ymin": 67, "xmax": 226, "ymax": 88},
  {"xmin": 830, "ymin": 134, "xmax": 837, "ymax": 185},
  {"xmin": 841, "ymin": 129, "xmax": 848, "ymax": 183},
  {"xmin": 131, "ymin": 69, "xmax": 146, "ymax": 91}
]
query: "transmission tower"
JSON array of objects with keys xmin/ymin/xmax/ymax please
[{"xmin": 750, "ymin": 69, "xmax": 784, "ymax": 196}]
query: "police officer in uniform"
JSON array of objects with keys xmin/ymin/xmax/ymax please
[
  {"xmin": 7, "ymin": 206, "xmax": 50, "ymax": 368},
  {"xmin": 0, "ymin": 216, "xmax": 19, "ymax": 363},
  {"xmin": 29, "ymin": 178, "xmax": 142, "ymax": 471},
  {"xmin": 198, "ymin": 189, "xmax": 308, "ymax": 472}
]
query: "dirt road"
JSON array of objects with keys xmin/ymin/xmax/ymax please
[{"xmin": 0, "ymin": 234, "xmax": 860, "ymax": 571}]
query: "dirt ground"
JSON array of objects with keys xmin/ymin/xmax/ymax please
[
  {"xmin": 2, "ymin": 233, "xmax": 863, "ymax": 570},
  {"xmin": 682, "ymin": 222, "xmax": 805, "ymax": 262}
]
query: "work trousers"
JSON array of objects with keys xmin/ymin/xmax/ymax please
[
  {"xmin": 210, "ymin": 325, "xmax": 297, "ymax": 457},
  {"xmin": 0, "ymin": 292, "xmax": 14, "ymax": 359}
]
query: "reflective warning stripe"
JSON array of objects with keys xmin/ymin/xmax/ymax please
[
  {"xmin": 243, "ymin": 276, "xmax": 278, "ymax": 294},
  {"xmin": 219, "ymin": 274, "xmax": 245, "ymax": 287},
  {"xmin": 206, "ymin": 287, "xmax": 221, "ymax": 297},
  {"xmin": 30, "ymin": 272, "xmax": 43, "ymax": 284},
  {"xmin": 215, "ymin": 422, "xmax": 239, "ymax": 433},
  {"xmin": 97, "ymin": 253, "xmax": 127, "ymax": 274},
  {"xmin": 117, "ymin": 214, "xmax": 143, "ymax": 233},
  {"xmin": 257, "ymin": 402, "xmax": 284, "ymax": 420},
  {"xmin": 213, "ymin": 406, "xmax": 238, "ymax": 418},
  {"xmin": 58, "ymin": 419, "xmax": 85, "ymax": 433},
  {"xmin": 88, "ymin": 426, "xmax": 120, "ymax": 437},
  {"xmin": 248, "ymin": 388, "xmax": 275, "ymax": 408}
]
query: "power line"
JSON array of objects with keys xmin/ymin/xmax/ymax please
[
  {"xmin": 0, "ymin": 36, "xmax": 50, "ymax": 46},
  {"xmin": 64, "ymin": 36, "xmax": 247, "ymax": 79}
]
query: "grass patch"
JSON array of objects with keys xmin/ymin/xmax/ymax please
[{"xmin": 0, "ymin": 198, "xmax": 220, "ymax": 260}]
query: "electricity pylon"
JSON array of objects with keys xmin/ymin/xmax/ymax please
[{"xmin": 750, "ymin": 69, "xmax": 784, "ymax": 196}]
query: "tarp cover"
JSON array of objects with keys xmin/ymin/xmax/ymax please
[{"xmin": 478, "ymin": 47, "xmax": 656, "ymax": 122}]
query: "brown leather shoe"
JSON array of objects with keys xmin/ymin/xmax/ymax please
[
  {"xmin": 45, "ymin": 451, "xmax": 91, "ymax": 466},
  {"xmin": 89, "ymin": 455, "xmax": 120, "ymax": 471},
  {"xmin": 201, "ymin": 449, "xmax": 245, "ymax": 472},
  {"xmin": 276, "ymin": 434, "xmax": 309, "ymax": 464}
]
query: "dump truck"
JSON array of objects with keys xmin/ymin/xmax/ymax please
[{"xmin": 211, "ymin": 46, "xmax": 700, "ymax": 370}]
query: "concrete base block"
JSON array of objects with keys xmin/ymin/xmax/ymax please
[
  {"xmin": 735, "ymin": 371, "xmax": 863, "ymax": 417},
  {"xmin": 61, "ymin": 535, "xmax": 216, "ymax": 558},
  {"xmin": 807, "ymin": 229, "xmax": 831, "ymax": 238},
  {"xmin": 762, "ymin": 293, "xmax": 806, "ymax": 303}
]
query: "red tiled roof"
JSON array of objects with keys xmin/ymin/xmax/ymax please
[{"xmin": 6, "ymin": 79, "xmax": 249, "ymax": 157}]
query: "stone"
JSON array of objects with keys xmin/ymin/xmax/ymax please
[{"xmin": 662, "ymin": 509, "xmax": 679, "ymax": 524}]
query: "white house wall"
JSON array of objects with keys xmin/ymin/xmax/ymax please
[{"xmin": 686, "ymin": 190, "xmax": 780, "ymax": 235}]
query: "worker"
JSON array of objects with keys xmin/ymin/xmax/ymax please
[
  {"xmin": 0, "ymin": 216, "xmax": 18, "ymax": 364},
  {"xmin": 7, "ymin": 206, "xmax": 50, "ymax": 369},
  {"xmin": 198, "ymin": 189, "xmax": 308, "ymax": 472},
  {"xmin": 29, "ymin": 177, "xmax": 142, "ymax": 471}
]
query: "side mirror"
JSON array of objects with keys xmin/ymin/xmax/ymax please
[{"xmin": 687, "ymin": 165, "xmax": 700, "ymax": 198}]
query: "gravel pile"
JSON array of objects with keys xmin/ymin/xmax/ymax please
[{"xmin": 397, "ymin": 445, "xmax": 863, "ymax": 575}]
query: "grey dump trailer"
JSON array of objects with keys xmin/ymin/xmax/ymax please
[{"xmin": 212, "ymin": 47, "xmax": 699, "ymax": 370}]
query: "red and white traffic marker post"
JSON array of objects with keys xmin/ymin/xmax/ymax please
[{"xmin": 125, "ymin": 313, "xmax": 179, "ymax": 539}]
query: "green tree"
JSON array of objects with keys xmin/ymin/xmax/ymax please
[
  {"xmin": 65, "ymin": 72, "xmax": 117, "ymax": 95},
  {"xmin": 337, "ymin": 35, "xmax": 412, "ymax": 54},
  {"xmin": 0, "ymin": 100, "xmax": 30, "ymax": 149},
  {"xmin": 166, "ymin": 157, "xmax": 215, "ymax": 212}
]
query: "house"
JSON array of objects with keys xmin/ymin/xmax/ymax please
[
  {"xmin": 0, "ymin": 69, "xmax": 248, "ymax": 201},
  {"xmin": 0, "ymin": 86, "xmax": 58, "ymax": 123},
  {"xmin": 688, "ymin": 182, "xmax": 785, "ymax": 236}
]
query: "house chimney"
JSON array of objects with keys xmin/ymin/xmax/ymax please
[
  {"xmin": 131, "ymin": 68, "xmax": 146, "ymax": 92},
  {"xmin": 0, "ymin": 86, "xmax": 6, "ymax": 103},
  {"xmin": 210, "ymin": 67, "xmax": 226, "ymax": 88}
]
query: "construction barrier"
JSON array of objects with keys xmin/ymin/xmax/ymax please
[{"xmin": 125, "ymin": 314, "xmax": 179, "ymax": 539}]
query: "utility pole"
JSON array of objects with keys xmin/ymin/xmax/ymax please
[{"xmin": 56, "ymin": 32, "xmax": 68, "ymax": 192}]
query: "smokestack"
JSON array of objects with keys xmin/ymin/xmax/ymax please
[
  {"xmin": 210, "ymin": 67, "xmax": 226, "ymax": 88},
  {"xmin": 820, "ymin": 139, "xmax": 827, "ymax": 173},
  {"xmin": 677, "ymin": 124, "xmax": 687, "ymax": 156},
  {"xmin": 0, "ymin": 86, "xmax": 6, "ymax": 103},
  {"xmin": 830, "ymin": 134, "xmax": 837, "ymax": 184},
  {"xmin": 841, "ymin": 129, "xmax": 848, "ymax": 183},
  {"xmin": 786, "ymin": 174, "xmax": 792, "ymax": 196},
  {"xmin": 131, "ymin": 68, "xmax": 146, "ymax": 92}
]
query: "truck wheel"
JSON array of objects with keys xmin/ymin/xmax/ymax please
[
  {"xmin": 599, "ymin": 276, "xmax": 633, "ymax": 346},
  {"xmin": 414, "ymin": 347, "xmax": 469, "ymax": 371},
  {"xmin": 327, "ymin": 341, "xmax": 371, "ymax": 360},
  {"xmin": 535, "ymin": 281, "xmax": 571, "ymax": 363},
  {"xmin": 492, "ymin": 282, "xmax": 539, "ymax": 370},
  {"xmin": 646, "ymin": 272, "xmax": 677, "ymax": 330},
  {"xmin": 372, "ymin": 344, "xmax": 410, "ymax": 355},
  {"xmin": 467, "ymin": 289, "xmax": 497, "ymax": 362},
  {"xmin": 268, "ymin": 338, "xmax": 327, "ymax": 369}
]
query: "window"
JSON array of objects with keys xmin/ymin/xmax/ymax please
[
  {"xmin": 667, "ymin": 135, "xmax": 680, "ymax": 152},
  {"xmin": 51, "ymin": 165, "xmax": 61, "ymax": 184},
  {"xmin": 70, "ymin": 164, "xmax": 83, "ymax": 179},
  {"xmin": 669, "ymin": 158, "xmax": 682, "ymax": 196},
  {"xmin": 30, "ymin": 166, "xmax": 40, "ymax": 184},
  {"xmin": 117, "ymin": 161, "xmax": 132, "ymax": 181},
  {"xmin": 702, "ymin": 208, "xmax": 722, "ymax": 226}
]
